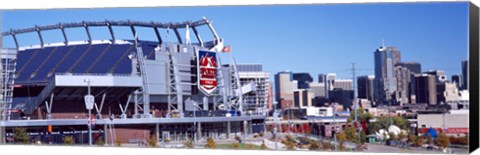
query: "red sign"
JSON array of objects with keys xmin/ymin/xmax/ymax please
[{"xmin": 198, "ymin": 50, "xmax": 218, "ymax": 95}]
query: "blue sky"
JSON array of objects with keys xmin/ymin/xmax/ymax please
[{"xmin": 1, "ymin": 2, "xmax": 469, "ymax": 80}]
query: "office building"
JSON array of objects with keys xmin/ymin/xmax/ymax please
[
  {"xmin": 329, "ymin": 88, "xmax": 354, "ymax": 109},
  {"xmin": 396, "ymin": 62, "xmax": 421, "ymax": 74},
  {"xmin": 275, "ymin": 71, "xmax": 297, "ymax": 109},
  {"xmin": 394, "ymin": 65, "xmax": 412, "ymax": 105},
  {"xmin": 462, "ymin": 60, "xmax": 468, "ymax": 90},
  {"xmin": 334, "ymin": 79, "xmax": 353, "ymax": 90},
  {"xmin": 293, "ymin": 73, "xmax": 313, "ymax": 89},
  {"xmin": 437, "ymin": 82, "xmax": 460, "ymax": 104},
  {"xmin": 309, "ymin": 82, "xmax": 326, "ymax": 97},
  {"xmin": 374, "ymin": 46, "xmax": 398, "ymax": 105},
  {"xmin": 293, "ymin": 89, "xmax": 314, "ymax": 108},
  {"xmin": 415, "ymin": 74, "xmax": 437, "ymax": 105},
  {"xmin": 425, "ymin": 70, "xmax": 447, "ymax": 84},
  {"xmin": 357, "ymin": 75, "xmax": 375, "ymax": 103},
  {"xmin": 451, "ymin": 75, "xmax": 462, "ymax": 89}
]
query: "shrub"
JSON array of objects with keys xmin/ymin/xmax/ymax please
[
  {"xmin": 283, "ymin": 135, "xmax": 296, "ymax": 150},
  {"xmin": 321, "ymin": 141, "xmax": 332, "ymax": 150},
  {"xmin": 336, "ymin": 132, "xmax": 347, "ymax": 150},
  {"xmin": 415, "ymin": 136, "xmax": 424, "ymax": 147},
  {"xmin": 63, "ymin": 136, "xmax": 75, "ymax": 145},
  {"xmin": 260, "ymin": 140, "xmax": 268, "ymax": 150},
  {"xmin": 183, "ymin": 139, "xmax": 194, "ymax": 148},
  {"xmin": 309, "ymin": 140, "xmax": 320, "ymax": 150},
  {"xmin": 114, "ymin": 139, "xmax": 122, "ymax": 146},
  {"xmin": 244, "ymin": 144, "xmax": 256, "ymax": 149},
  {"xmin": 205, "ymin": 137, "xmax": 216, "ymax": 148},
  {"xmin": 97, "ymin": 138, "xmax": 104, "ymax": 146},
  {"xmin": 13, "ymin": 127, "xmax": 30, "ymax": 144},
  {"xmin": 230, "ymin": 142, "xmax": 240, "ymax": 149},
  {"xmin": 235, "ymin": 135, "xmax": 241, "ymax": 142},
  {"xmin": 426, "ymin": 134, "xmax": 432, "ymax": 145},
  {"xmin": 436, "ymin": 133, "xmax": 450, "ymax": 149},
  {"xmin": 147, "ymin": 136, "xmax": 157, "ymax": 147},
  {"xmin": 259, "ymin": 132, "xmax": 264, "ymax": 137}
]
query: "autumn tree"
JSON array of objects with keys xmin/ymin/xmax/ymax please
[{"xmin": 436, "ymin": 133, "xmax": 450, "ymax": 149}]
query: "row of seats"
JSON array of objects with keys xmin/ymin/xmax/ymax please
[{"xmin": 15, "ymin": 42, "xmax": 158, "ymax": 83}]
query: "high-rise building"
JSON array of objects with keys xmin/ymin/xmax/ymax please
[
  {"xmin": 396, "ymin": 62, "xmax": 421, "ymax": 74},
  {"xmin": 309, "ymin": 82, "xmax": 326, "ymax": 97},
  {"xmin": 357, "ymin": 75, "xmax": 375, "ymax": 103},
  {"xmin": 320, "ymin": 73, "xmax": 337, "ymax": 97},
  {"xmin": 374, "ymin": 46, "xmax": 398, "ymax": 105},
  {"xmin": 394, "ymin": 66, "xmax": 412, "ymax": 105},
  {"xmin": 437, "ymin": 82, "xmax": 460, "ymax": 104},
  {"xmin": 275, "ymin": 71, "xmax": 297, "ymax": 109},
  {"xmin": 424, "ymin": 70, "xmax": 447, "ymax": 84},
  {"xmin": 462, "ymin": 60, "xmax": 468, "ymax": 90},
  {"xmin": 415, "ymin": 74, "xmax": 437, "ymax": 105},
  {"xmin": 334, "ymin": 79, "xmax": 353, "ymax": 90},
  {"xmin": 268, "ymin": 82, "xmax": 273, "ymax": 111},
  {"xmin": 318, "ymin": 74, "xmax": 326, "ymax": 83},
  {"xmin": 293, "ymin": 73, "xmax": 313, "ymax": 89},
  {"xmin": 451, "ymin": 75, "xmax": 462, "ymax": 89},
  {"xmin": 329, "ymin": 88, "xmax": 354, "ymax": 109},
  {"xmin": 294, "ymin": 89, "xmax": 314, "ymax": 108}
]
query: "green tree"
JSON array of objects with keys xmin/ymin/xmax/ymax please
[
  {"xmin": 63, "ymin": 136, "xmax": 75, "ymax": 145},
  {"xmin": 13, "ymin": 127, "xmax": 30, "ymax": 144},
  {"xmin": 230, "ymin": 142, "xmax": 240, "ymax": 149},
  {"xmin": 205, "ymin": 137, "xmax": 216, "ymax": 148},
  {"xmin": 392, "ymin": 116, "xmax": 409, "ymax": 129},
  {"xmin": 408, "ymin": 135, "xmax": 417, "ymax": 144},
  {"xmin": 436, "ymin": 133, "xmax": 450, "ymax": 149},
  {"xmin": 359, "ymin": 131, "xmax": 367, "ymax": 144}
]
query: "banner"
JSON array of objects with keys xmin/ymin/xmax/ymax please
[{"xmin": 197, "ymin": 50, "xmax": 218, "ymax": 95}]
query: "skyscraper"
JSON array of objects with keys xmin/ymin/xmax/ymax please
[
  {"xmin": 318, "ymin": 74, "xmax": 326, "ymax": 83},
  {"xmin": 395, "ymin": 66, "xmax": 412, "ymax": 105},
  {"xmin": 334, "ymin": 79, "xmax": 353, "ymax": 90},
  {"xmin": 415, "ymin": 74, "xmax": 437, "ymax": 105},
  {"xmin": 396, "ymin": 62, "xmax": 421, "ymax": 74},
  {"xmin": 357, "ymin": 75, "xmax": 375, "ymax": 103},
  {"xmin": 293, "ymin": 73, "xmax": 313, "ymax": 89},
  {"xmin": 451, "ymin": 75, "xmax": 462, "ymax": 89},
  {"xmin": 424, "ymin": 70, "xmax": 447, "ymax": 84},
  {"xmin": 462, "ymin": 60, "xmax": 468, "ymax": 90},
  {"xmin": 275, "ymin": 71, "xmax": 297, "ymax": 109},
  {"xmin": 374, "ymin": 46, "xmax": 398, "ymax": 105}
]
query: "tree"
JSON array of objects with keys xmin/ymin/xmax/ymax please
[
  {"xmin": 359, "ymin": 131, "xmax": 367, "ymax": 144},
  {"xmin": 205, "ymin": 137, "xmax": 216, "ymax": 148},
  {"xmin": 392, "ymin": 116, "xmax": 409, "ymax": 129},
  {"xmin": 436, "ymin": 133, "xmax": 450, "ymax": 149},
  {"xmin": 397, "ymin": 132, "xmax": 406, "ymax": 141},
  {"xmin": 336, "ymin": 132, "xmax": 347, "ymax": 150},
  {"xmin": 426, "ymin": 134, "xmax": 432, "ymax": 145},
  {"xmin": 344, "ymin": 126, "xmax": 358, "ymax": 143},
  {"xmin": 321, "ymin": 141, "xmax": 332, "ymax": 150},
  {"xmin": 13, "ymin": 127, "xmax": 30, "ymax": 144},
  {"xmin": 408, "ymin": 135, "xmax": 417, "ymax": 145},
  {"xmin": 63, "ymin": 136, "xmax": 75, "ymax": 145},
  {"xmin": 415, "ymin": 136, "xmax": 424, "ymax": 147}
]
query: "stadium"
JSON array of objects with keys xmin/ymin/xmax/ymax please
[{"xmin": 0, "ymin": 18, "xmax": 266, "ymax": 144}]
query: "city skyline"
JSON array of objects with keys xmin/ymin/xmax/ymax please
[{"xmin": 1, "ymin": 2, "xmax": 469, "ymax": 79}]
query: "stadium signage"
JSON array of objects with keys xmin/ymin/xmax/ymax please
[{"xmin": 197, "ymin": 50, "xmax": 218, "ymax": 95}]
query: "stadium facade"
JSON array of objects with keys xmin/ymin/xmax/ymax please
[{"xmin": 0, "ymin": 18, "xmax": 266, "ymax": 144}]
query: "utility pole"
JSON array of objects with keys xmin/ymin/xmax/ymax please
[
  {"xmin": 352, "ymin": 63, "xmax": 361, "ymax": 144},
  {"xmin": 84, "ymin": 79, "xmax": 94, "ymax": 146}
]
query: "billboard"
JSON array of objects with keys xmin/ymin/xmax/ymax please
[{"xmin": 197, "ymin": 50, "xmax": 218, "ymax": 95}]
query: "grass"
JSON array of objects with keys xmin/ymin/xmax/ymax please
[{"xmin": 216, "ymin": 143, "xmax": 263, "ymax": 150}]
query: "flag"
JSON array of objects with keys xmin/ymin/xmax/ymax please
[{"xmin": 222, "ymin": 45, "xmax": 231, "ymax": 52}]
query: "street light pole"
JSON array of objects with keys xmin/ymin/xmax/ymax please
[
  {"xmin": 84, "ymin": 79, "xmax": 94, "ymax": 146},
  {"xmin": 193, "ymin": 102, "xmax": 197, "ymax": 148}
]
